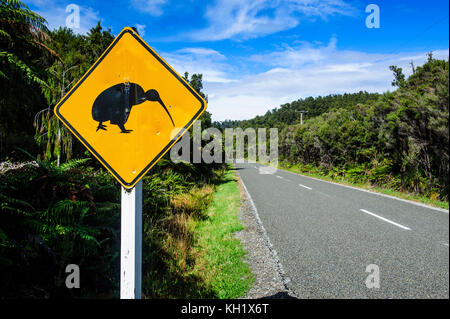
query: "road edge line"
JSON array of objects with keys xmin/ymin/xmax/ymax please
[
  {"xmin": 236, "ymin": 168, "xmax": 298, "ymax": 298},
  {"xmin": 257, "ymin": 163, "xmax": 449, "ymax": 214}
]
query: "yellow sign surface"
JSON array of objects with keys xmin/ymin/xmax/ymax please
[{"xmin": 55, "ymin": 27, "xmax": 206, "ymax": 188}]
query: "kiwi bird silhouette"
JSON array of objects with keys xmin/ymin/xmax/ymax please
[{"xmin": 92, "ymin": 82, "xmax": 174, "ymax": 133}]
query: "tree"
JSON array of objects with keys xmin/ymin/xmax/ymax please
[
  {"xmin": 389, "ymin": 65, "xmax": 406, "ymax": 88},
  {"xmin": 0, "ymin": 0, "xmax": 58, "ymax": 146},
  {"xmin": 183, "ymin": 72, "xmax": 212, "ymax": 127},
  {"xmin": 34, "ymin": 24, "xmax": 115, "ymax": 163}
]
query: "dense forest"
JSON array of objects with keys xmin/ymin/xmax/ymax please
[
  {"xmin": 214, "ymin": 91, "xmax": 381, "ymax": 129},
  {"xmin": 0, "ymin": 0, "xmax": 115, "ymax": 161},
  {"xmin": 215, "ymin": 55, "xmax": 449, "ymax": 202}
]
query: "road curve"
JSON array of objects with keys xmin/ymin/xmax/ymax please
[{"xmin": 235, "ymin": 161, "xmax": 449, "ymax": 298}]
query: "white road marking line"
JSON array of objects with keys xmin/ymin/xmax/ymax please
[
  {"xmin": 444, "ymin": 243, "xmax": 449, "ymax": 247},
  {"xmin": 299, "ymin": 184, "xmax": 312, "ymax": 190},
  {"xmin": 276, "ymin": 175, "xmax": 283, "ymax": 179},
  {"xmin": 360, "ymin": 209, "xmax": 411, "ymax": 230},
  {"xmin": 269, "ymin": 164, "xmax": 449, "ymax": 213}
]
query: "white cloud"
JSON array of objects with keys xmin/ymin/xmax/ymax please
[
  {"xmin": 197, "ymin": 40, "xmax": 449, "ymax": 121},
  {"xmin": 135, "ymin": 24, "xmax": 146, "ymax": 36},
  {"xmin": 187, "ymin": 0, "xmax": 355, "ymax": 41},
  {"xmin": 175, "ymin": 48, "xmax": 226, "ymax": 59},
  {"xmin": 162, "ymin": 47, "xmax": 236, "ymax": 84},
  {"xmin": 131, "ymin": 0, "xmax": 168, "ymax": 16}
]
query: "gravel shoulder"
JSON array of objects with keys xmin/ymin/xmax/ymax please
[{"xmin": 234, "ymin": 169, "xmax": 297, "ymax": 299}]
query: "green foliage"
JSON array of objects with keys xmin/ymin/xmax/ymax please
[
  {"xmin": 191, "ymin": 169, "xmax": 253, "ymax": 298},
  {"xmin": 214, "ymin": 91, "xmax": 380, "ymax": 129},
  {"xmin": 0, "ymin": 0, "xmax": 115, "ymax": 161},
  {"xmin": 0, "ymin": 0, "xmax": 55, "ymax": 141},
  {"xmin": 275, "ymin": 56, "xmax": 449, "ymax": 201},
  {"xmin": 0, "ymin": 154, "xmax": 121, "ymax": 298},
  {"xmin": 184, "ymin": 72, "xmax": 212, "ymax": 127},
  {"xmin": 0, "ymin": 147, "xmax": 231, "ymax": 298},
  {"xmin": 34, "ymin": 24, "xmax": 115, "ymax": 163},
  {"xmin": 140, "ymin": 160, "xmax": 227, "ymax": 298},
  {"xmin": 389, "ymin": 65, "xmax": 406, "ymax": 88}
]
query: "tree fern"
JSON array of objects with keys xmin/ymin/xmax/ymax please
[
  {"xmin": 0, "ymin": 0, "xmax": 49, "ymax": 33},
  {"xmin": 0, "ymin": 50, "xmax": 47, "ymax": 86},
  {"xmin": 60, "ymin": 158, "xmax": 90, "ymax": 171}
]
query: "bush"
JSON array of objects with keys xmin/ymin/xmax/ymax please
[
  {"xmin": 0, "ymin": 158, "xmax": 121, "ymax": 298},
  {"xmin": 0, "ymin": 146, "xmax": 229, "ymax": 299}
]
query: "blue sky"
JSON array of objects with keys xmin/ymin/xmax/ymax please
[{"xmin": 27, "ymin": 0, "xmax": 449, "ymax": 121}]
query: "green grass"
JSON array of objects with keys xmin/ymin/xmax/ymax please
[
  {"xmin": 190, "ymin": 167, "xmax": 254, "ymax": 298},
  {"xmin": 259, "ymin": 161, "xmax": 449, "ymax": 210}
]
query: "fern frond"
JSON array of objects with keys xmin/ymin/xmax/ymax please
[
  {"xmin": 0, "ymin": 193, "xmax": 35, "ymax": 212},
  {"xmin": 0, "ymin": 28, "xmax": 11, "ymax": 40},
  {"xmin": 0, "ymin": 50, "xmax": 47, "ymax": 87},
  {"xmin": 52, "ymin": 199, "xmax": 90, "ymax": 214},
  {"xmin": 0, "ymin": 0, "xmax": 49, "ymax": 33},
  {"xmin": 95, "ymin": 202, "xmax": 120, "ymax": 213},
  {"xmin": 0, "ymin": 227, "xmax": 8, "ymax": 243},
  {"xmin": 0, "ymin": 69, "xmax": 8, "ymax": 79},
  {"xmin": 60, "ymin": 158, "xmax": 90, "ymax": 171}
]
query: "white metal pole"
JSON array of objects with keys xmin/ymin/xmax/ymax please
[
  {"xmin": 57, "ymin": 127, "xmax": 61, "ymax": 167},
  {"xmin": 120, "ymin": 180, "xmax": 142, "ymax": 299}
]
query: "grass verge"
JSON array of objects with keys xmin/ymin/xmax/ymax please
[
  {"xmin": 190, "ymin": 167, "xmax": 254, "ymax": 298},
  {"xmin": 143, "ymin": 164, "xmax": 253, "ymax": 298}
]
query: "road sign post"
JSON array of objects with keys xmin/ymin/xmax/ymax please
[{"xmin": 120, "ymin": 180, "xmax": 142, "ymax": 299}]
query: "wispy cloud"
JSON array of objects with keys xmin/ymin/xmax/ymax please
[
  {"xmin": 189, "ymin": 39, "xmax": 449, "ymax": 121},
  {"xmin": 162, "ymin": 47, "xmax": 236, "ymax": 84},
  {"xmin": 186, "ymin": 0, "xmax": 356, "ymax": 41},
  {"xmin": 135, "ymin": 23, "xmax": 146, "ymax": 36},
  {"xmin": 131, "ymin": 0, "xmax": 168, "ymax": 16}
]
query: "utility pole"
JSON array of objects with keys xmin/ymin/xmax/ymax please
[
  {"xmin": 410, "ymin": 60, "xmax": 416, "ymax": 74},
  {"xmin": 295, "ymin": 110, "xmax": 308, "ymax": 125}
]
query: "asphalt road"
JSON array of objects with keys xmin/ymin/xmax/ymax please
[{"xmin": 235, "ymin": 161, "xmax": 449, "ymax": 298}]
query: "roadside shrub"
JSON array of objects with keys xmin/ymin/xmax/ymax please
[{"xmin": 0, "ymin": 158, "xmax": 120, "ymax": 298}]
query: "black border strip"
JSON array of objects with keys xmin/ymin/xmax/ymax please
[{"xmin": 55, "ymin": 28, "xmax": 206, "ymax": 188}]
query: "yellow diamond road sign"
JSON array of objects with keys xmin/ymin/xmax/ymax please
[{"xmin": 54, "ymin": 27, "xmax": 206, "ymax": 189}]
